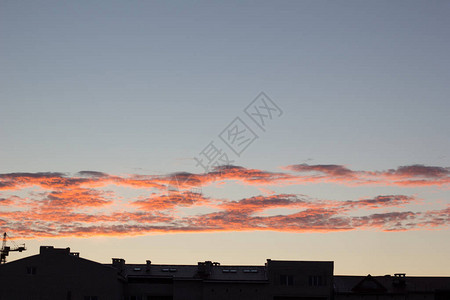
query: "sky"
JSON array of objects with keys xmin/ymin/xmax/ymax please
[{"xmin": 0, "ymin": 0, "xmax": 449, "ymax": 275}]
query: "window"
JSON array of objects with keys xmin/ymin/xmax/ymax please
[
  {"xmin": 243, "ymin": 269, "xmax": 258, "ymax": 273},
  {"xmin": 309, "ymin": 275, "xmax": 325, "ymax": 286},
  {"xmin": 222, "ymin": 269, "xmax": 237, "ymax": 273},
  {"xmin": 26, "ymin": 266, "xmax": 36, "ymax": 275},
  {"xmin": 280, "ymin": 274, "xmax": 294, "ymax": 286}
]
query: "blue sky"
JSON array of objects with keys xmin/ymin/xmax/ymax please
[{"xmin": 0, "ymin": 0, "xmax": 449, "ymax": 275}]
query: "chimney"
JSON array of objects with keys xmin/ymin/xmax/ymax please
[
  {"xmin": 146, "ymin": 260, "xmax": 151, "ymax": 272},
  {"xmin": 197, "ymin": 261, "xmax": 213, "ymax": 277},
  {"xmin": 112, "ymin": 258, "xmax": 126, "ymax": 272}
]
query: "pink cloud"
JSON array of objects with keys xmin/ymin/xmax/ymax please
[{"xmin": 0, "ymin": 162, "xmax": 448, "ymax": 238}]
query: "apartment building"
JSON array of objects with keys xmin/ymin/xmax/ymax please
[{"xmin": 0, "ymin": 246, "xmax": 448, "ymax": 300}]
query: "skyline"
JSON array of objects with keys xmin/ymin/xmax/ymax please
[{"xmin": 1, "ymin": 0, "xmax": 449, "ymax": 276}]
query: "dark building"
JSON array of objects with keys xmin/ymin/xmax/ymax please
[
  {"xmin": 119, "ymin": 259, "xmax": 333, "ymax": 300},
  {"xmin": 334, "ymin": 274, "xmax": 450, "ymax": 300},
  {"xmin": 0, "ymin": 246, "xmax": 123, "ymax": 300},
  {"xmin": 266, "ymin": 260, "xmax": 334, "ymax": 300},
  {"xmin": 0, "ymin": 246, "xmax": 448, "ymax": 300}
]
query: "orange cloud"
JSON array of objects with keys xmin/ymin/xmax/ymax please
[
  {"xmin": 0, "ymin": 162, "xmax": 448, "ymax": 238},
  {"xmin": 0, "ymin": 197, "xmax": 14, "ymax": 206},
  {"xmin": 342, "ymin": 195, "xmax": 417, "ymax": 209},
  {"xmin": 44, "ymin": 188, "xmax": 112, "ymax": 208},
  {"xmin": 1, "ymin": 164, "xmax": 448, "ymax": 194},
  {"xmin": 132, "ymin": 190, "xmax": 210, "ymax": 210},
  {"xmin": 284, "ymin": 164, "xmax": 450, "ymax": 186},
  {"xmin": 1, "ymin": 190, "xmax": 446, "ymax": 238}
]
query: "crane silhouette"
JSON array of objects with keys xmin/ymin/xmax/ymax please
[{"xmin": 0, "ymin": 232, "xmax": 26, "ymax": 264}]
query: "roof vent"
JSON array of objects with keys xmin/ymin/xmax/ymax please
[{"xmin": 393, "ymin": 273, "xmax": 406, "ymax": 287}]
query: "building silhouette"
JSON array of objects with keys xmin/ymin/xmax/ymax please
[
  {"xmin": 334, "ymin": 274, "xmax": 450, "ymax": 300},
  {"xmin": 0, "ymin": 246, "xmax": 448, "ymax": 300}
]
